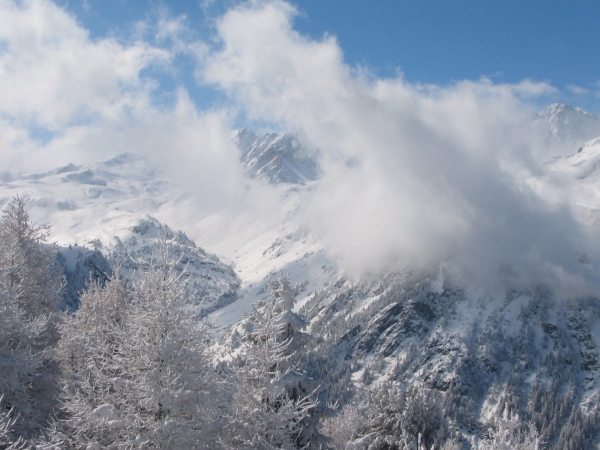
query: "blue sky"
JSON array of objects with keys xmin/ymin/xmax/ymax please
[
  {"xmin": 60, "ymin": 0, "xmax": 600, "ymax": 114},
  {"xmin": 298, "ymin": 1, "xmax": 600, "ymax": 87}
]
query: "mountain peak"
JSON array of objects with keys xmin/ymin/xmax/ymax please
[
  {"xmin": 233, "ymin": 130, "xmax": 320, "ymax": 185},
  {"xmin": 232, "ymin": 128, "xmax": 258, "ymax": 154},
  {"xmin": 535, "ymin": 103, "xmax": 600, "ymax": 150},
  {"xmin": 538, "ymin": 103, "xmax": 598, "ymax": 120}
]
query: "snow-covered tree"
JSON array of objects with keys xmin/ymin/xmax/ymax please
[
  {"xmin": 0, "ymin": 197, "xmax": 63, "ymax": 442},
  {"xmin": 0, "ymin": 396, "xmax": 31, "ymax": 449},
  {"xmin": 0, "ymin": 196, "xmax": 63, "ymax": 319},
  {"xmin": 119, "ymin": 257, "xmax": 221, "ymax": 447},
  {"xmin": 0, "ymin": 289, "xmax": 47, "ymax": 443},
  {"xmin": 264, "ymin": 276, "xmax": 312, "ymax": 381},
  {"xmin": 320, "ymin": 404, "xmax": 363, "ymax": 449},
  {"xmin": 223, "ymin": 275, "xmax": 320, "ymax": 449},
  {"xmin": 334, "ymin": 382, "xmax": 447, "ymax": 450},
  {"xmin": 56, "ymin": 271, "xmax": 129, "ymax": 375},
  {"xmin": 45, "ymin": 245, "xmax": 222, "ymax": 449},
  {"xmin": 555, "ymin": 406, "xmax": 597, "ymax": 450},
  {"xmin": 401, "ymin": 387, "xmax": 446, "ymax": 449},
  {"xmin": 477, "ymin": 407, "xmax": 541, "ymax": 450}
]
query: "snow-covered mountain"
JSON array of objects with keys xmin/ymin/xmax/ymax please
[
  {"xmin": 56, "ymin": 216, "xmax": 239, "ymax": 315},
  {"xmin": 0, "ymin": 146, "xmax": 331, "ymax": 324},
  {"xmin": 535, "ymin": 103, "xmax": 600, "ymax": 155},
  {"xmin": 3, "ymin": 104, "xmax": 600, "ymax": 448},
  {"xmin": 296, "ymin": 265, "xmax": 600, "ymax": 448},
  {"xmin": 0, "ymin": 152, "xmax": 179, "ymax": 245},
  {"xmin": 233, "ymin": 128, "xmax": 320, "ymax": 184},
  {"xmin": 0, "ymin": 154, "xmax": 240, "ymax": 315}
]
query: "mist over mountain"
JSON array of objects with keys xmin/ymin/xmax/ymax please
[
  {"xmin": 3, "ymin": 97, "xmax": 600, "ymax": 447},
  {"xmin": 2, "ymin": 102, "xmax": 600, "ymax": 304}
]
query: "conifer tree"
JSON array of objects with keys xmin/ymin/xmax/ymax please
[
  {"xmin": 0, "ymin": 197, "xmax": 63, "ymax": 442},
  {"xmin": 335, "ymin": 382, "xmax": 447, "ymax": 450},
  {"xmin": 0, "ymin": 196, "xmax": 63, "ymax": 319},
  {"xmin": 477, "ymin": 406, "xmax": 541, "ymax": 450},
  {"xmin": 223, "ymin": 275, "xmax": 320, "ymax": 449},
  {"xmin": 45, "ymin": 243, "xmax": 221, "ymax": 449}
]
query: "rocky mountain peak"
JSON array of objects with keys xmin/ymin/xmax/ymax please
[
  {"xmin": 535, "ymin": 103, "xmax": 600, "ymax": 149},
  {"xmin": 233, "ymin": 129, "xmax": 320, "ymax": 185}
]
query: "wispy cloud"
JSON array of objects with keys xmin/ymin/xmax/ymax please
[{"xmin": 566, "ymin": 84, "xmax": 590, "ymax": 95}]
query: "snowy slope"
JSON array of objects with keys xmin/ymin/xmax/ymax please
[
  {"xmin": 0, "ymin": 154, "xmax": 240, "ymax": 315},
  {"xmin": 0, "ymin": 149, "xmax": 332, "ymax": 326},
  {"xmin": 0, "ymin": 153, "xmax": 179, "ymax": 246},
  {"xmin": 207, "ymin": 216, "xmax": 333, "ymax": 332},
  {"xmin": 55, "ymin": 217, "xmax": 240, "ymax": 315},
  {"xmin": 111, "ymin": 216, "xmax": 240, "ymax": 316},
  {"xmin": 529, "ymin": 137, "xmax": 600, "ymax": 225}
]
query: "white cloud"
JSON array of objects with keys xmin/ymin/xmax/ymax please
[
  {"xmin": 0, "ymin": 0, "xmax": 262, "ymax": 220},
  {"xmin": 0, "ymin": 0, "xmax": 169, "ymax": 130},
  {"xmin": 0, "ymin": 0, "xmax": 170, "ymax": 170},
  {"xmin": 203, "ymin": 0, "xmax": 600, "ymax": 292},
  {"xmin": 566, "ymin": 84, "xmax": 590, "ymax": 95}
]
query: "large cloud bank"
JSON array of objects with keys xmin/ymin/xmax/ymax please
[
  {"xmin": 203, "ymin": 1, "xmax": 598, "ymax": 291},
  {"xmin": 1, "ymin": 0, "xmax": 598, "ymax": 292}
]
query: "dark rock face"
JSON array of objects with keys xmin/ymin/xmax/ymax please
[{"xmin": 351, "ymin": 300, "xmax": 435, "ymax": 358}]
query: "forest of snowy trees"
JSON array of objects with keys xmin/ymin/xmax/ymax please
[{"xmin": 0, "ymin": 197, "xmax": 572, "ymax": 449}]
